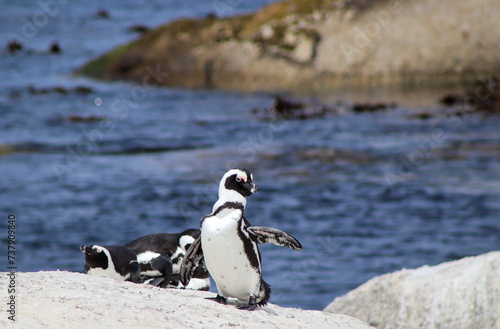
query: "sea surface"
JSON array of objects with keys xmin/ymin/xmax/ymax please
[{"xmin": 1, "ymin": 0, "xmax": 500, "ymax": 310}]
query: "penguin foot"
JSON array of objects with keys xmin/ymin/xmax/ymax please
[
  {"xmin": 236, "ymin": 296, "xmax": 258, "ymax": 311},
  {"xmin": 206, "ymin": 294, "xmax": 227, "ymax": 305},
  {"xmin": 236, "ymin": 304, "xmax": 258, "ymax": 311}
]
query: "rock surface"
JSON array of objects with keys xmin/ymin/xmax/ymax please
[
  {"xmin": 1, "ymin": 271, "xmax": 373, "ymax": 329},
  {"xmin": 78, "ymin": 0, "xmax": 500, "ymax": 92},
  {"xmin": 324, "ymin": 251, "xmax": 500, "ymax": 329}
]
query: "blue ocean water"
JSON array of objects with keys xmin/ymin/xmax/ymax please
[{"xmin": 1, "ymin": 0, "xmax": 500, "ymax": 310}]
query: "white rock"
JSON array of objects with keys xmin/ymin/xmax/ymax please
[
  {"xmin": 260, "ymin": 24, "xmax": 274, "ymax": 40},
  {"xmin": 7, "ymin": 271, "xmax": 374, "ymax": 329},
  {"xmin": 291, "ymin": 35, "xmax": 316, "ymax": 63},
  {"xmin": 283, "ymin": 30, "xmax": 297, "ymax": 46},
  {"xmin": 324, "ymin": 251, "xmax": 500, "ymax": 329}
]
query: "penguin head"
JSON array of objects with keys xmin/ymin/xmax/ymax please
[
  {"xmin": 179, "ymin": 234, "xmax": 196, "ymax": 251},
  {"xmin": 80, "ymin": 244, "xmax": 109, "ymax": 269},
  {"xmin": 212, "ymin": 168, "xmax": 257, "ymax": 212},
  {"xmin": 178, "ymin": 229, "xmax": 201, "ymax": 253},
  {"xmin": 219, "ymin": 168, "xmax": 257, "ymax": 198},
  {"xmin": 81, "ymin": 245, "xmax": 103, "ymax": 254}
]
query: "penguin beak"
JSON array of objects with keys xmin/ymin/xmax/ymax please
[
  {"xmin": 80, "ymin": 245, "xmax": 86, "ymax": 253},
  {"xmin": 242, "ymin": 181, "xmax": 257, "ymax": 194}
]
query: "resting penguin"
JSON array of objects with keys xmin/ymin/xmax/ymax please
[
  {"xmin": 180, "ymin": 168, "xmax": 302, "ymax": 310},
  {"xmin": 80, "ymin": 245, "xmax": 141, "ymax": 283},
  {"xmin": 124, "ymin": 229, "xmax": 210, "ymax": 290}
]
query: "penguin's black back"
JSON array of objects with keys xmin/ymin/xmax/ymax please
[
  {"xmin": 125, "ymin": 229, "xmax": 200, "ymax": 255},
  {"xmin": 104, "ymin": 245, "xmax": 138, "ymax": 276}
]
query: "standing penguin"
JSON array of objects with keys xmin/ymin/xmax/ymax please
[
  {"xmin": 80, "ymin": 244, "xmax": 141, "ymax": 283},
  {"xmin": 181, "ymin": 168, "xmax": 302, "ymax": 310},
  {"xmin": 124, "ymin": 229, "xmax": 210, "ymax": 290}
]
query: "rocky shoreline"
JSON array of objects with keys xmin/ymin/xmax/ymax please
[
  {"xmin": 77, "ymin": 0, "xmax": 500, "ymax": 92},
  {"xmin": 3, "ymin": 252, "xmax": 499, "ymax": 328},
  {"xmin": 4, "ymin": 271, "xmax": 372, "ymax": 329}
]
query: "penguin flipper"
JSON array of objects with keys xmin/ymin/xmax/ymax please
[
  {"xmin": 180, "ymin": 236, "xmax": 203, "ymax": 286},
  {"xmin": 81, "ymin": 245, "xmax": 90, "ymax": 274},
  {"xmin": 151, "ymin": 254, "xmax": 173, "ymax": 288},
  {"xmin": 126, "ymin": 261, "xmax": 142, "ymax": 283},
  {"xmin": 247, "ymin": 226, "xmax": 302, "ymax": 251}
]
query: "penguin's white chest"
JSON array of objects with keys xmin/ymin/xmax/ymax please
[{"xmin": 201, "ymin": 210, "xmax": 261, "ymax": 301}]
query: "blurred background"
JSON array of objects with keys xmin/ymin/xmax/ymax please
[{"xmin": 1, "ymin": 0, "xmax": 499, "ymax": 310}]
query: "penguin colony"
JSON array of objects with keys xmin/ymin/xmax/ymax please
[
  {"xmin": 81, "ymin": 229, "xmax": 210, "ymax": 290},
  {"xmin": 81, "ymin": 168, "xmax": 302, "ymax": 310}
]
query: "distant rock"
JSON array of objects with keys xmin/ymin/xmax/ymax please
[
  {"xmin": 78, "ymin": 0, "xmax": 500, "ymax": 92},
  {"xmin": 95, "ymin": 9, "xmax": 110, "ymax": 19},
  {"xmin": 28, "ymin": 85, "xmax": 69, "ymax": 95},
  {"xmin": 73, "ymin": 85, "xmax": 94, "ymax": 94},
  {"xmin": 48, "ymin": 42, "xmax": 61, "ymax": 54},
  {"xmin": 250, "ymin": 96, "xmax": 398, "ymax": 120},
  {"xmin": 351, "ymin": 102, "xmax": 396, "ymax": 113},
  {"xmin": 128, "ymin": 25, "xmax": 150, "ymax": 34},
  {"xmin": 11, "ymin": 271, "xmax": 374, "ymax": 329},
  {"xmin": 65, "ymin": 114, "xmax": 106, "ymax": 123},
  {"xmin": 7, "ymin": 40, "xmax": 23, "ymax": 54},
  {"xmin": 0, "ymin": 145, "xmax": 17, "ymax": 156},
  {"xmin": 324, "ymin": 251, "xmax": 500, "ymax": 329},
  {"xmin": 0, "ymin": 143, "xmax": 46, "ymax": 156},
  {"xmin": 406, "ymin": 111, "xmax": 435, "ymax": 120},
  {"xmin": 439, "ymin": 94, "xmax": 463, "ymax": 107},
  {"xmin": 250, "ymin": 96, "xmax": 328, "ymax": 120},
  {"xmin": 22, "ymin": 85, "xmax": 94, "ymax": 96},
  {"xmin": 438, "ymin": 77, "xmax": 500, "ymax": 114}
]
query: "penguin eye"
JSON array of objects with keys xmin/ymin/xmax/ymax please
[{"xmin": 235, "ymin": 175, "xmax": 247, "ymax": 183}]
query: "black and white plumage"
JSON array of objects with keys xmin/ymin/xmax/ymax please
[
  {"xmin": 125, "ymin": 229, "xmax": 210, "ymax": 290},
  {"xmin": 180, "ymin": 168, "xmax": 302, "ymax": 310},
  {"xmin": 80, "ymin": 244, "xmax": 141, "ymax": 283}
]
